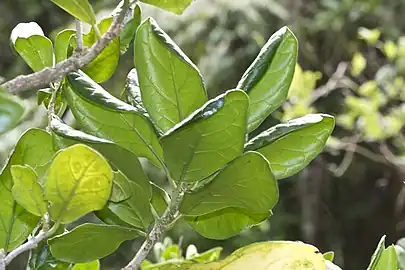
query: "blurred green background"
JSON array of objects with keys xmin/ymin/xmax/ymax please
[{"xmin": 2, "ymin": 0, "xmax": 405, "ymax": 269}]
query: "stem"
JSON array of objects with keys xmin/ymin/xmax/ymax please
[
  {"xmin": 4, "ymin": 221, "xmax": 60, "ymax": 266},
  {"xmin": 123, "ymin": 183, "xmax": 187, "ymax": 270},
  {"xmin": 46, "ymin": 84, "xmax": 59, "ymax": 132},
  {"xmin": 75, "ymin": 19, "xmax": 84, "ymax": 53}
]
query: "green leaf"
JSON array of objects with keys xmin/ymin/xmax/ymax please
[
  {"xmin": 0, "ymin": 129, "xmax": 55, "ymax": 251},
  {"xmin": 51, "ymin": 0, "xmax": 96, "ymax": 25},
  {"xmin": 44, "ymin": 144, "xmax": 113, "ymax": 224},
  {"xmin": 51, "ymin": 119, "xmax": 153, "ymax": 229},
  {"xmin": 27, "ymin": 237, "xmax": 71, "ymax": 270},
  {"xmin": 185, "ymin": 208, "xmax": 270, "ymax": 240},
  {"xmin": 214, "ymin": 241, "xmax": 326, "ymax": 269},
  {"xmin": 11, "ymin": 22, "xmax": 54, "ymax": 72},
  {"xmin": 94, "ymin": 207, "xmax": 132, "ymax": 228},
  {"xmin": 161, "ymin": 90, "xmax": 249, "ymax": 183},
  {"xmin": 51, "ymin": 117, "xmax": 151, "ymax": 195},
  {"xmin": 323, "ymin": 251, "xmax": 335, "ymax": 262},
  {"xmin": 181, "ymin": 152, "xmax": 278, "ymax": 216},
  {"xmin": 151, "ymin": 182, "xmax": 169, "ymax": 216},
  {"xmin": 106, "ymin": 180, "xmax": 153, "ymax": 230},
  {"xmin": 0, "ymin": 92, "xmax": 24, "ymax": 135},
  {"xmin": 72, "ymin": 260, "xmax": 100, "ymax": 270},
  {"xmin": 351, "ymin": 52, "xmax": 367, "ymax": 77},
  {"xmin": 140, "ymin": 0, "xmax": 192, "ymax": 14},
  {"xmin": 135, "ymin": 17, "xmax": 207, "ymax": 133},
  {"xmin": 55, "ymin": 29, "xmax": 75, "ymax": 63},
  {"xmin": 82, "ymin": 17, "xmax": 120, "ymax": 83},
  {"xmin": 367, "ymin": 235, "xmax": 387, "ymax": 270},
  {"xmin": 245, "ymin": 114, "xmax": 335, "ymax": 179},
  {"xmin": 150, "ymin": 241, "xmax": 325, "ymax": 269},
  {"xmin": 110, "ymin": 171, "xmax": 132, "ymax": 203},
  {"xmin": 65, "ymin": 71, "xmax": 163, "ymax": 168},
  {"xmin": 375, "ymin": 245, "xmax": 398, "ymax": 270},
  {"xmin": 236, "ymin": 27, "xmax": 298, "ymax": 132},
  {"xmin": 358, "ymin": 27, "xmax": 381, "ymax": 45},
  {"xmin": 187, "ymin": 247, "xmax": 222, "ymax": 263},
  {"xmin": 123, "ymin": 69, "xmax": 153, "ymax": 122},
  {"xmin": 120, "ymin": 4, "xmax": 141, "ymax": 54},
  {"xmin": 49, "ymin": 223, "xmax": 141, "ymax": 263},
  {"xmin": 11, "ymin": 165, "xmax": 47, "ymax": 217},
  {"xmin": 37, "ymin": 88, "xmax": 66, "ymax": 116}
]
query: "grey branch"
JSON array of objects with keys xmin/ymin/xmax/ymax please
[
  {"xmin": 123, "ymin": 183, "xmax": 188, "ymax": 270},
  {"xmin": 0, "ymin": 0, "xmax": 129, "ymax": 95},
  {"xmin": 2, "ymin": 221, "xmax": 60, "ymax": 269}
]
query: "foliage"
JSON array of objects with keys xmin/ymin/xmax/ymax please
[
  {"xmin": 0, "ymin": 0, "xmax": 340, "ymax": 269},
  {"xmin": 1, "ymin": 0, "xmax": 404, "ymax": 270}
]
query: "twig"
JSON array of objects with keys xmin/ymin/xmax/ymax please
[
  {"xmin": 379, "ymin": 142, "xmax": 405, "ymax": 170},
  {"xmin": 327, "ymin": 139, "xmax": 390, "ymax": 167},
  {"xmin": 47, "ymin": 85, "xmax": 59, "ymax": 131},
  {"xmin": 75, "ymin": 19, "xmax": 84, "ymax": 53},
  {"xmin": 332, "ymin": 142, "xmax": 357, "ymax": 177},
  {"xmin": 0, "ymin": 0, "xmax": 130, "ymax": 95},
  {"xmin": 123, "ymin": 183, "xmax": 188, "ymax": 270},
  {"xmin": 3, "ymin": 221, "xmax": 60, "ymax": 266},
  {"xmin": 309, "ymin": 62, "xmax": 349, "ymax": 105}
]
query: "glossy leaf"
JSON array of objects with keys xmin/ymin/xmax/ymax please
[
  {"xmin": 140, "ymin": 0, "xmax": 192, "ymax": 14},
  {"xmin": 37, "ymin": 88, "xmax": 66, "ymax": 116},
  {"xmin": 11, "ymin": 165, "xmax": 47, "ymax": 217},
  {"xmin": 151, "ymin": 182, "xmax": 169, "ymax": 216},
  {"xmin": 367, "ymin": 235, "xmax": 387, "ymax": 270},
  {"xmin": 120, "ymin": 4, "xmax": 141, "ymax": 54},
  {"xmin": 51, "ymin": 117, "xmax": 151, "ymax": 195},
  {"xmin": 245, "ymin": 114, "xmax": 335, "ymax": 179},
  {"xmin": 12, "ymin": 23, "xmax": 53, "ymax": 72},
  {"xmin": 161, "ymin": 90, "xmax": 249, "ymax": 183},
  {"xmin": 65, "ymin": 71, "xmax": 163, "ymax": 168},
  {"xmin": 135, "ymin": 18, "xmax": 207, "ymax": 133},
  {"xmin": 51, "ymin": 119, "xmax": 153, "ymax": 229},
  {"xmin": 323, "ymin": 251, "xmax": 335, "ymax": 262},
  {"xmin": 212, "ymin": 241, "xmax": 326, "ymax": 269},
  {"xmin": 95, "ymin": 207, "xmax": 132, "ymax": 228},
  {"xmin": 181, "ymin": 152, "xmax": 278, "ymax": 216},
  {"xmin": 44, "ymin": 144, "xmax": 113, "ymax": 224},
  {"xmin": 0, "ymin": 129, "xmax": 54, "ymax": 251},
  {"xmin": 187, "ymin": 247, "xmax": 222, "ymax": 263},
  {"xmin": 106, "ymin": 180, "xmax": 154, "ymax": 230},
  {"xmin": 151, "ymin": 241, "xmax": 325, "ymax": 269},
  {"xmin": 185, "ymin": 208, "xmax": 269, "ymax": 240},
  {"xmin": 49, "ymin": 224, "xmax": 141, "ymax": 263},
  {"xmin": 123, "ymin": 69, "xmax": 152, "ymax": 120},
  {"xmin": 51, "ymin": 0, "xmax": 96, "ymax": 25},
  {"xmin": 375, "ymin": 246, "xmax": 398, "ymax": 270},
  {"xmin": 82, "ymin": 18, "xmax": 120, "ymax": 82},
  {"xmin": 27, "ymin": 238, "xmax": 71, "ymax": 270},
  {"xmin": 367, "ymin": 236, "xmax": 398, "ymax": 270},
  {"xmin": 55, "ymin": 29, "xmax": 75, "ymax": 63},
  {"xmin": 10, "ymin": 22, "xmax": 44, "ymax": 43},
  {"xmin": 0, "ymin": 92, "xmax": 24, "ymax": 135},
  {"xmin": 72, "ymin": 260, "xmax": 100, "ymax": 270},
  {"xmin": 236, "ymin": 27, "xmax": 298, "ymax": 132},
  {"xmin": 110, "ymin": 171, "xmax": 132, "ymax": 203}
]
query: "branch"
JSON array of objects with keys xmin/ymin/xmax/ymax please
[
  {"xmin": 3, "ymin": 221, "xmax": 60, "ymax": 267},
  {"xmin": 0, "ymin": 0, "xmax": 130, "ymax": 95},
  {"xmin": 309, "ymin": 62, "xmax": 350, "ymax": 105},
  {"xmin": 123, "ymin": 183, "xmax": 188, "ymax": 270}
]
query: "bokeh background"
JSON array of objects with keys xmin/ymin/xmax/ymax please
[{"xmin": 2, "ymin": 0, "xmax": 405, "ymax": 269}]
